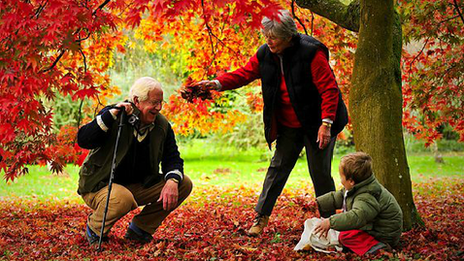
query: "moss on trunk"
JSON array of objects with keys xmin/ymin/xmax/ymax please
[{"xmin": 297, "ymin": 0, "xmax": 423, "ymax": 229}]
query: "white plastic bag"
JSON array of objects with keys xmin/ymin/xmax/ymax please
[{"xmin": 294, "ymin": 217, "xmax": 343, "ymax": 253}]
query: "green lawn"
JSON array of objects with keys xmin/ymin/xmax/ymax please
[{"xmin": 1, "ymin": 140, "xmax": 463, "ymax": 202}]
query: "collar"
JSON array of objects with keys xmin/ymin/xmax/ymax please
[
  {"xmin": 134, "ymin": 122, "xmax": 155, "ymax": 142},
  {"xmin": 347, "ymin": 174, "xmax": 376, "ymax": 195}
]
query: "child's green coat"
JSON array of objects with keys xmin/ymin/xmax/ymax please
[{"xmin": 317, "ymin": 174, "xmax": 403, "ymax": 246}]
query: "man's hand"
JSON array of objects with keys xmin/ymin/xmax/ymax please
[
  {"xmin": 110, "ymin": 102, "xmax": 134, "ymax": 116},
  {"xmin": 157, "ymin": 179, "xmax": 179, "ymax": 211},
  {"xmin": 314, "ymin": 218, "xmax": 331, "ymax": 239},
  {"xmin": 316, "ymin": 124, "xmax": 332, "ymax": 149}
]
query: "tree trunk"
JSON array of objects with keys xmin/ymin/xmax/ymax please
[{"xmin": 296, "ymin": 0, "xmax": 423, "ymax": 230}]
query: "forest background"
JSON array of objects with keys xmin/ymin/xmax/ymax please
[{"xmin": 0, "ymin": 0, "xmax": 463, "ymax": 260}]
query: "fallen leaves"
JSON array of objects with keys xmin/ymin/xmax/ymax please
[{"xmin": 0, "ymin": 180, "xmax": 463, "ymax": 260}]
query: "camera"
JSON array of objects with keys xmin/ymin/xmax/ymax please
[{"xmin": 128, "ymin": 114, "xmax": 139, "ymax": 126}]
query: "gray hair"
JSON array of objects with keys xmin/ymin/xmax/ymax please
[
  {"xmin": 261, "ymin": 10, "xmax": 298, "ymax": 39},
  {"xmin": 129, "ymin": 77, "xmax": 162, "ymax": 102}
]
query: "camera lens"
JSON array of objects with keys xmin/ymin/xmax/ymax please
[{"xmin": 128, "ymin": 115, "xmax": 139, "ymax": 126}]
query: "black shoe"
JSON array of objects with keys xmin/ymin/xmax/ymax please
[
  {"xmin": 85, "ymin": 224, "xmax": 108, "ymax": 245},
  {"xmin": 125, "ymin": 227, "xmax": 153, "ymax": 244}
]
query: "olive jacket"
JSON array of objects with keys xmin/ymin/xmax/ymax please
[
  {"xmin": 317, "ymin": 175, "xmax": 403, "ymax": 246},
  {"xmin": 77, "ymin": 106, "xmax": 184, "ymax": 195}
]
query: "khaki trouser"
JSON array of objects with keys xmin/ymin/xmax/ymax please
[{"xmin": 82, "ymin": 176, "xmax": 193, "ymax": 236}]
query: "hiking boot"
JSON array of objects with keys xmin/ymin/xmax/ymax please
[
  {"xmin": 248, "ymin": 214, "xmax": 269, "ymax": 236},
  {"xmin": 85, "ymin": 224, "xmax": 108, "ymax": 245},
  {"xmin": 124, "ymin": 223, "xmax": 153, "ymax": 244}
]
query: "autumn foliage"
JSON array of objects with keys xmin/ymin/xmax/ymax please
[
  {"xmin": 399, "ymin": 0, "xmax": 464, "ymax": 145},
  {"xmin": 0, "ymin": 0, "xmax": 121, "ymax": 180},
  {"xmin": 0, "ymin": 179, "xmax": 463, "ymax": 260},
  {"xmin": 1, "ymin": 0, "xmax": 463, "ymax": 180}
]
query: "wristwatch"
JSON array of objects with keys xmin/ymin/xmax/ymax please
[{"xmin": 322, "ymin": 121, "xmax": 332, "ymax": 128}]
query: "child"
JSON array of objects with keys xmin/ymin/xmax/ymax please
[{"xmin": 314, "ymin": 152, "xmax": 403, "ymax": 255}]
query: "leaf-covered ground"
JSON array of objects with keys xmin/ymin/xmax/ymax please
[{"xmin": 0, "ymin": 178, "xmax": 463, "ymax": 260}]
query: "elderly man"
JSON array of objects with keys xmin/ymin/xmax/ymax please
[
  {"xmin": 198, "ymin": 10, "xmax": 348, "ymax": 236},
  {"xmin": 77, "ymin": 77, "xmax": 192, "ymax": 245}
]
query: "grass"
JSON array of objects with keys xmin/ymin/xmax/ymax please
[{"xmin": 0, "ymin": 139, "xmax": 463, "ymax": 202}]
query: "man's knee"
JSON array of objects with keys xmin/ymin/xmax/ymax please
[
  {"xmin": 108, "ymin": 185, "xmax": 138, "ymax": 215},
  {"xmin": 179, "ymin": 175, "xmax": 193, "ymax": 199}
]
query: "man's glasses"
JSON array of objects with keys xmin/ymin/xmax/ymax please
[{"xmin": 147, "ymin": 100, "xmax": 165, "ymax": 107}]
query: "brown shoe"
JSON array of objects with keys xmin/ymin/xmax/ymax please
[{"xmin": 248, "ymin": 214, "xmax": 269, "ymax": 236}]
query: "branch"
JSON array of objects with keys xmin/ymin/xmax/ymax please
[
  {"xmin": 76, "ymin": 99, "xmax": 84, "ymax": 143},
  {"xmin": 292, "ymin": 0, "xmax": 308, "ymax": 35},
  {"xmin": 201, "ymin": 0, "xmax": 215, "ymax": 54},
  {"xmin": 200, "ymin": 0, "xmax": 241, "ymax": 77},
  {"xmin": 32, "ymin": 0, "xmax": 48, "ymax": 19},
  {"xmin": 453, "ymin": 0, "xmax": 464, "ymax": 25},
  {"xmin": 295, "ymin": 0, "xmax": 360, "ymax": 32},
  {"xmin": 438, "ymin": 14, "xmax": 460, "ymax": 24},
  {"xmin": 408, "ymin": 37, "xmax": 430, "ymax": 71},
  {"xmin": 79, "ymin": 48, "xmax": 87, "ymax": 72},
  {"xmin": 92, "ymin": 0, "xmax": 111, "ymax": 16},
  {"xmin": 42, "ymin": 49, "xmax": 66, "ymax": 72},
  {"xmin": 75, "ymin": 28, "xmax": 91, "ymax": 42}
]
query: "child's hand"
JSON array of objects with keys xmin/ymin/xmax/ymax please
[{"xmin": 314, "ymin": 218, "xmax": 331, "ymax": 239}]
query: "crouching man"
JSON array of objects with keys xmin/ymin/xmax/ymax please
[{"xmin": 77, "ymin": 77, "xmax": 193, "ymax": 245}]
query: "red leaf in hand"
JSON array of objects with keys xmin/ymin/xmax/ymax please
[{"xmin": 180, "ymin": 77, "xmax": 213, "ymax": 103}]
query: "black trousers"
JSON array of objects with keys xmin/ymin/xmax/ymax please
[{"xmin": 255, "ymin": 125, "xmax": 336, "ymax": 218}]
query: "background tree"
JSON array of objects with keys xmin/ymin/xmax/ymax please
[
  {"xmin": 0, "ymin": 0, "xmax": 282, "ymax": 180},
  {"xmin": 0, "ymin": 0, "xmax": 123, "ymax": 180},
  {"xmin": 400, "ymin": 0, "xmax": 464, "ymax": 146},
  {"xmin": 296, "ymin": 0, "xmax": 421, "ymax": 230}
]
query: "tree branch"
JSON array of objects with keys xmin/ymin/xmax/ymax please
[
  {"xmin": 75, "ymin": 28, "xmax": 91, "ymax": 42},
  {"xmin": 201, "ymin": 0, "xmax": 215, "ymax": 54},
  {"xmin": 32, "ymin": 0, "xmax": 48, "ymax": 19},
  {"xmin": 79, "ymin": 48, "xmax": 87, "ymax": 72},
  {"xmin": 93, "ymin": 0, "xmax": 111, "ymax": 16},
  {"xmin": 453, "ymin": 0, "xmax": 464, "ymax": 25},
  {"xmin": 75, "ymin": 99, "xmax": 84, "ymax": 143},
  {"xmin": 200, "ymin": 0, "xmax": 241, "ymax": 77},
  {"xmin": 406, "ymin": 36, "xmax": 431, "ymax": 71},
  {"xmin": 295, "ymin": 0, "xmax": 360, "ymax": 32},
  {"xmin": 42, "ymin": 49, "xmax": 66, "ymax": 72},
  {"xmin": 292, "ymin": 0, "xmax": 308, "ymax": 35}
]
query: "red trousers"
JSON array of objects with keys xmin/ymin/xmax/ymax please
[{"xmin": 339, "ymin": 230, "xmax": 379, "ymax": 255}]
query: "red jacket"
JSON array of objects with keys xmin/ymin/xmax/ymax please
[{"xmin": 217, "ymin": 50, "xmax": 339, "ymax": 122}]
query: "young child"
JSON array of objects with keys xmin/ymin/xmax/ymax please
[{"xmin": 314, "ymin": 152, "xmax": 403, "ymax": 255}]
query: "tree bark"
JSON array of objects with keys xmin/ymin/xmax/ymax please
[
  {"xmin": 296, "ymin": 0, "xmax": 360, "ymax": 31},
  {"xmin": 296, "ymin": 0, "xmax": 423, "ymax": 230}
]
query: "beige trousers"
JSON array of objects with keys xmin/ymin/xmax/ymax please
[{"xmin": 82, "ymin": 176, "xmax": 193, "ymax": 236}]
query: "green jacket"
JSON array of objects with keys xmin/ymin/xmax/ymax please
[
  {"xmin": 317, "ymin": 175, "xmax": 403, "ymax": 246},
  {"xmin": 77, "ymin": 112, "xmax": 171, "ymax": 195}
]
